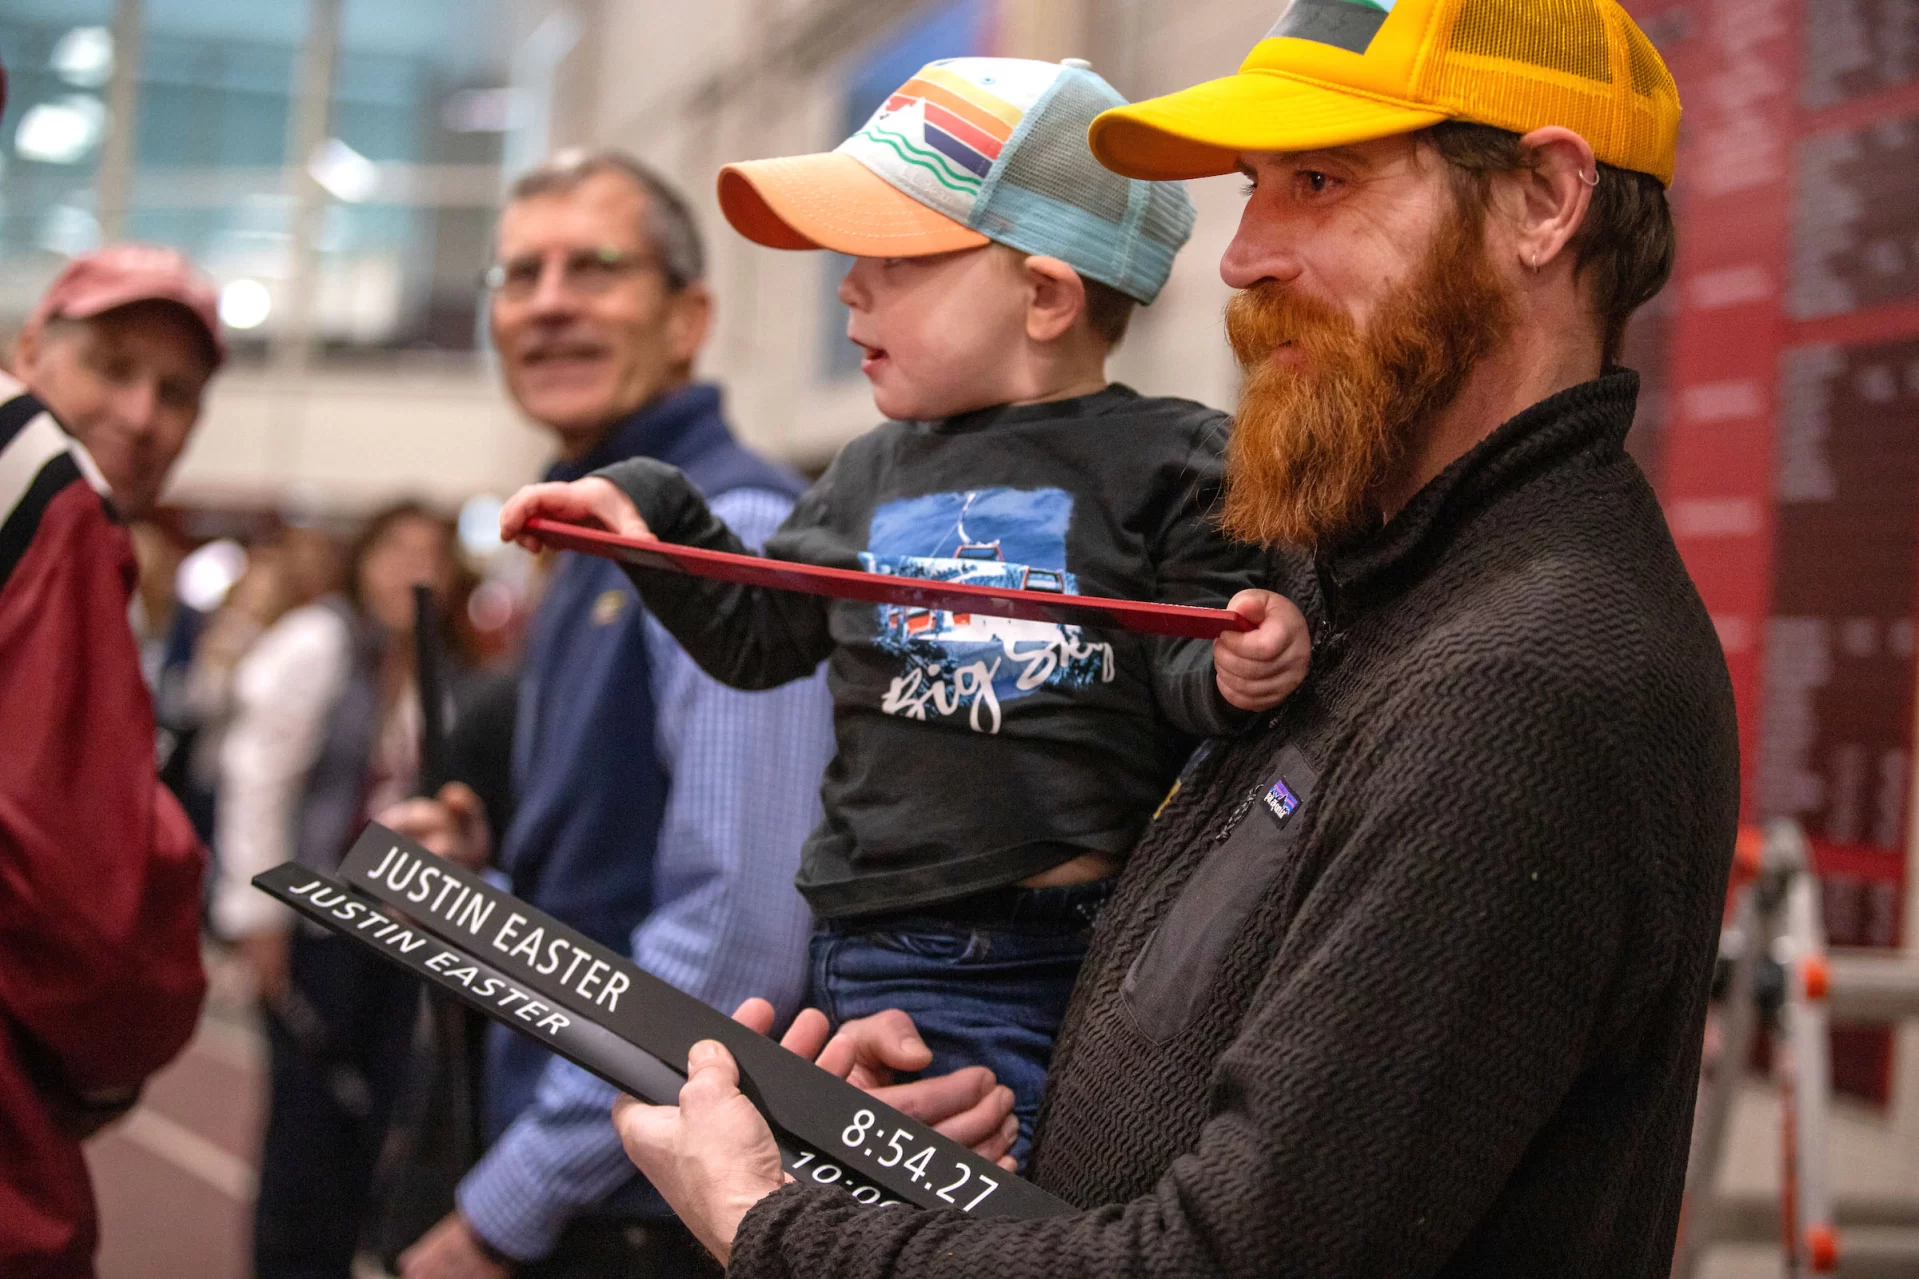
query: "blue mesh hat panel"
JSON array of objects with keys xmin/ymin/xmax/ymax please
[{"xmin": 972, "ymin": 63, "xmax": 1196, "ymax": 305}]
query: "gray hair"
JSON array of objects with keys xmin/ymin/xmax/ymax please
[{"xmin": 508, "ymin": 148, "xmax": 706, "ymax": 290}]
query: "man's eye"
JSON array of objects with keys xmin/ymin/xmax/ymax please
[
  {"xmin": 1298, "ymin": 170, "xmax": 1333, "ymax": 195},
  {"xmin": 570, "ymin": 254, "xmax": 619, "ymax": 282}
]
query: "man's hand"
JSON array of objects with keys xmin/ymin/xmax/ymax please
[
  {"xmin": 500, "ymin": 476, "xmax": 652, "ymax": 552},
  {"xmin": 379, "ymin": 782, "xmax": 491, "ymax": 872},
  {"xmin": 733, "ymin": 999, "xmax": 1017, "ymax": 1169},
  {"xmin": 1214, "ymin": 588, "xmax": 1311, "ymax": 712},
  {"xmin": 235, "ymin": 929, "xmax": 291, "ymax": 1003},
  {"xmin": 397, "ymin": 1211, "xmax": 510, "ymax": 1279},
  {"xmin": 613, "ymin": 1041, "xmax": 787, "ymax": 1265}
]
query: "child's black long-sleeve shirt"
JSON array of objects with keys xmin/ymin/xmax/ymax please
[{"xmin": 595, "ymin": 384, "xmax": 1267, "ymax": 918}]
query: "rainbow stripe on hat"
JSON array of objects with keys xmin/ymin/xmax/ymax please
[
  {"xmin": 844, "ymin": 61, "xmax": 1051, "ymax": 201},
  {"xmin": 884, "ymin": 66, "xmax": 1024, "ymax": 179}
]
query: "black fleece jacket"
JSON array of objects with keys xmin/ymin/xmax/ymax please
[{"xmin": 725, "ymin": 371, "xmax": 1740, "ymax": 1278}]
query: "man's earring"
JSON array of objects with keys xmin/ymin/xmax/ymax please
[
  {"xmin": 1529, "ymin": 251, "xmax": 1540, "ymax": 274},
  {"xmin": 1578, "ymin": 169, "xmax": 1600, "ymax": 187}
]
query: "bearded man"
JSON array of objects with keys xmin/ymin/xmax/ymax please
[{"xmin": 602, "ymin": 2, "xmax": 1741, "ymax": 1276}]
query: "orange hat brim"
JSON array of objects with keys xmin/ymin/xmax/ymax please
[{"xmin": 717, "ymin": 153, "xmax": 989, "ymax": 257}]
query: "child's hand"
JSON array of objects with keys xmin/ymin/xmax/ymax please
[
  {"xmin": 1214, "ymin": 589, "xmax": 1311, "ymax": 712},
  {"xmin": 499, "ymin": 476, "xmax": 653, "ymax": 552}
]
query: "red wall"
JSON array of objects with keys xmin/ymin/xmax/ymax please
[{"xmin": 1627, "ymin": 0, "xmax": 1918, "ymax": 1099}]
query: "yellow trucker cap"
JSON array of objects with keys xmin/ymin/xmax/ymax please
[{"xmin": 1089, "ymin": 0, "xmax": 1681, "ymax": 187}]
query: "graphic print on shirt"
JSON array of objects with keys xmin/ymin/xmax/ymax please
[{"xmin": 860, "ymin": 487, "xmax": 1114, "ymax": 734}]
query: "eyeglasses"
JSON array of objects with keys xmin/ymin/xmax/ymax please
[{"xmin": 481, "ymin": 247, "xmax": 657, "ymax": 300}]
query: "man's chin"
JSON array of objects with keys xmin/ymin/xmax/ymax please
[
  {"xmin": 516, "ymin": 386, "xmax": 620, "ymax": 436},
  {"xmin": 110, "ymin": 490, "xmax": 156, "ymax": 521}
]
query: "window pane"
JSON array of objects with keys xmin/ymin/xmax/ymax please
[{"xmin": 0, "ymin": 1, "xmax": 119, "ymax": 314}]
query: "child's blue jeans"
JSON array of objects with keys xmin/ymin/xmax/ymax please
[{"xmin": 807, "ymin": 878, "xmax": 1115, "ymax": 1169}]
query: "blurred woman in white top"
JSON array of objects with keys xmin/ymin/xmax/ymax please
[{"xmin": 211, "ymin": 500, "xmax": 459, "ymax": 1279}]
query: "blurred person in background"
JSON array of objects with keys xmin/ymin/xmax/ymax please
[
  {"xmin": 127, "ymin": 521, "xmax": 218, "ymax": 841},
  {"xmin": 12, "ymin": 243, "xmax": 228, "ymax": 845},
  {"xmin": 210, "ymin": 501, "xmax": 461, "ymax": 1279},
  {"xmin": 383, "ymin": 150, "xmax": 833, "ymax": 1279},
  {"xmin": 12, "ymin": 243, "xmax": 224, "ymax": 521},
  {"xmin": 127, "ymin": 520, "xmax": 191, "ymax": 692},
  {"xmin": 174, "ymin": 526, "xmax": 349, "ymax": 867},
  {"xmin": 0, "ymin": 60, "xmax": 213, "ymax": 1278}
]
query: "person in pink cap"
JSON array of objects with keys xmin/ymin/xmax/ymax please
[
  {"xmin": 12, "ymin": 243, "xmax": 226, "ymax": 519},
  {"xmin": 0, "ymin": 58, "xmax": 210, "ymax": 1278}
]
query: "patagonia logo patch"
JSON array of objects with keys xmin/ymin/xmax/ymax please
[
  {"xmin": 1261, "ymin": 776, "xmax": 1302, "ymax": 827},
  {"xmin": 1267, "ymin": 0, "xmax": 1395, "ymax": 53}
]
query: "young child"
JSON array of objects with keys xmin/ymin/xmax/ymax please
[{"xmin": 502, "ymin": 56, "xmax": 1308, "ymax": 1164}]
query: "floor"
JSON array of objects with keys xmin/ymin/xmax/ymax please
[{"xmin": 86, "ymin": 959, "xmax": 262, "ymax": 1279}]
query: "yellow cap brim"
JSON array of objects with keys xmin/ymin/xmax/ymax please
[
  {"xmin": 1090, "ymin": 70, "xmax": 1449, "ymax": 181},
  {"xmin": 717, "ymin": 153, "xmax": 989, "ymax": 257}
]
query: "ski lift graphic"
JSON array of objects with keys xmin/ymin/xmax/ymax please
[
  {"xmin": 945, "ymin": 493, "xmax": 1065, "ymax": 594},
  {"xmin": 896, "ymin": 493, "xmax": 1066, "ymax": 638}
]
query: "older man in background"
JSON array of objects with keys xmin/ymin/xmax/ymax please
[
  {"xmin": 13, "ymin": 244, "xmax": 224, "ymax": 521},
  {"xmin": 0, "ymin": 56, "xmax": 224, "ymax": 1278},
  {"xmin": 385, "ymin": 151, "xmax": 835, "ymax": 1279},
  {"xmin": 16, "ymin": 246, "xmax": 231, "ymax": 844}
]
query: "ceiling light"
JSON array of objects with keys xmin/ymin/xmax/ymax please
[
  {"xmin": 51, "ymin": 27, "xmax": 114, "ymax": 89},
  {"xmin": 16, "ymin": 97, "xmax": 106, "ymax": 165},
  {"xmin": 443, "ymin": 87, "xmax": 525, "ymax": 133},
  {"xmin": 307, "ymin": 138, "xmax": 379, "ymax": 203},
  {"xmin": 219, "ymin": 278, "xmax": 272, "ymax": 330}
]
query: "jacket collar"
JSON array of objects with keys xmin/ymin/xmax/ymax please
[
  {"xmin": 546, "ymin": 382, "xmax": 731, "ymax": 481},
  {"xmin": 1318, "ymin": 370, "xmax": 1641, "ymax": 606}
]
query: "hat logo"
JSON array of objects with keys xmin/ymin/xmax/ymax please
[
  {"xmin": 1267, "ymin": 0, "xmax": 1396, "ymax": 54},
  {"xmin": 854, "ymin": 67, "xmax": 1026, "ymax": 193}
]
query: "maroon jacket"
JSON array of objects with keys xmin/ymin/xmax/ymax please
[{"xmin": 0, "ymin": 374, "xmax": 206, "ymax": 1278}]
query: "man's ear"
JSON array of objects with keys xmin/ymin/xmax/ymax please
[
  {"xmin": 664, "ymin": 281, "xmax": 713, "ymax": 368},
  {"xmin": 1023, "ymin": 255, "xmax": 1087, "ymax": 344},
  {"xmin": 1505, "ymin": 126, "xmax": 1597, "ymax": 275}
]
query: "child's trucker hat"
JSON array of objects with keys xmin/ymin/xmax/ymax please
[{"xmin": 718, "ymin": 57, "xmax": 1196, "ymax": 305}]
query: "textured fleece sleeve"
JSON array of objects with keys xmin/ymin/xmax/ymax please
[
  {"xmin": 0, "ymin": 477, "xmax": 206, "ymax": 1096},
  {"xmin": 1145, "ymin": 415, "xmax": 1270, "ymax": 739},
  {"xmin": 593, "ymin": 457, "xmax": 836, "ymax": 690},
  {"xmin": 725, "ymin": 656, "xmax": 1654, "ymax": 1279}
]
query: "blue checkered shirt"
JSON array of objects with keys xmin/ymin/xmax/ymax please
[{"xmin": 457, "ymin": 488, "xmax": 832, "ymax": 1260}]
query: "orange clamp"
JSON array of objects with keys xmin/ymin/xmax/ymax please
[
  {"xmin": 1806, "ymin": 1224, "xmax": 1838, "ymax": 1271},
  {"xmin": 1802, "ymin": 955, "xmax": 1830, "ymax": 1001}
]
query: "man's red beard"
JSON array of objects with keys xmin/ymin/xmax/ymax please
[{"xmin": 1220, "ymin": 206, "xmax": 1517, "ymax": 548}]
